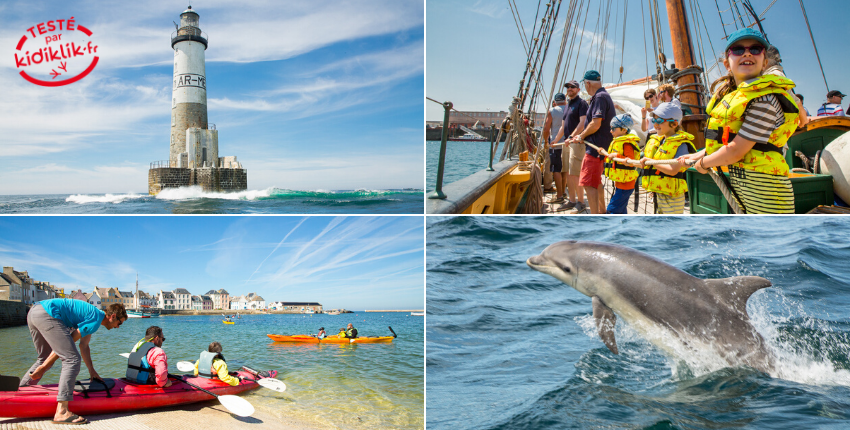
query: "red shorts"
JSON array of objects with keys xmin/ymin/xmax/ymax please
[{"xmin": 578, "ymin": 154, "xmax": 604, "ymax": 188}]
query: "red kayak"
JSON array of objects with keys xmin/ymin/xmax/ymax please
[{"xmin": 0, "ymin": 368, "xmax": 262, "ymax": 418}]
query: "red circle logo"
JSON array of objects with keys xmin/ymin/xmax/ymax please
[{"xmin": 14, "ymin": 17, "xmax": 99, "ymax": 87}]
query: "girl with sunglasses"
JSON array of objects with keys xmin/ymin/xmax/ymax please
[
  {"xmin": 678, "ymin": 28, "xmax": 800, "ymax": 214},
  {"xmin": 639, "ymin": 103, "xmax": 696, "ymax": 214}
]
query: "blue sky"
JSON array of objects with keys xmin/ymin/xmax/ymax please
[
  {"xmin": 426, "ymin": 0, "xmax": 849, "ymax": 121},
  {"xmin": 0, "ymin": 216, "xmax": 424, "ymax": 310},
  {"xmin": 1, "ymin": 0, "xmax": 424, "ymax": 194}
]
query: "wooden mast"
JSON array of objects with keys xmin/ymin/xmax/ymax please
[{"xmin": 665, "ymin": 0, "xmax": 707, "ymax": 149}]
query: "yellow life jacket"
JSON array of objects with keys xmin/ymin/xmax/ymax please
[
  {"xmin": 604, "ymin": 134, "xmax": 641, "ymax": 183},
  {"xmin": 705, "ymin": 75, "xmax": 799, "ymax": 176},
  {"xmin": 642, "ymin": 131, "xmax": 696, "ymax": 196},
  {"xmin": 644, "ymin": 133, "xmax": 663, "ymax": 159}
]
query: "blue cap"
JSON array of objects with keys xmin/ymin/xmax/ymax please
[
  {"xmin": 611, "ymin": 114, "xmax": 634, "ymax": 130},
  {"xmin": 554, "ymin": 93, "xmax": 566, "ymax": 101},
  {"xmin": 582, "ymin": 70, "xmax": 601, "ymax": 82},
  {"xmin": 725, "ymin": 28, "xmax": 768, "ymax": 51},
  {"xmin": 653, "ymin": 102, "xmax": 683, "ymax": 121}
]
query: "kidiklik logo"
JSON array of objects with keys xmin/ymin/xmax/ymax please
[{"xmin": 14, "ymin": 17, "xmax": 99, "ymax": 87}]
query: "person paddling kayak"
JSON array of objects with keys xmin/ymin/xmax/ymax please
[
  {"xmin": 342, "ymin": 323, "xmax": 358, "ymax": 339},
  {"xmin": 126, "ymin": 326, "xmax": 171, "ymax": 388},
  {"xmin": 19, "ymin": 299, "xmax": 127, "ymax": 425}
]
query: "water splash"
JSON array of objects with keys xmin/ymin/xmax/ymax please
[
  {"xmin": 66, "ymin": 193, "xmax": 146, "ymax": 204},
  {"xmin": 155, "ymin": 186, "xmax": 273, "ymax": 200}
]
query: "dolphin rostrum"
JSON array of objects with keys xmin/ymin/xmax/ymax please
[{"xmin": 527, "ymin": 241, "xmax": 775, "ymax": 373}]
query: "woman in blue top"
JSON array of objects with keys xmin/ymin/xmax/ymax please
[{"xmin": 20, "ymin": 299, "xmax": 127, "ymax": 425}]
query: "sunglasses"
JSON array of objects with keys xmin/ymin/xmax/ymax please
[
  {"xmin": 727, "ymin": 44, "xmax": 764, "ymax": 56},
  {"xmin": 565, "ymin": 85, "xmax": 578, "ymax": 89},
  {"xmin": 650, "ymin": 117, "xmax": 676, "ymax": 125},
  {"xmin": 644, "ymin": 95, "xmax": 656, "ymax": 100}
]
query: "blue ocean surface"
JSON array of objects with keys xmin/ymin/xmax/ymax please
[
  {"xmin": 426, "ymin": 216, "xmax": 850, "ymax": 429},
  {"xmin": 0, "ymin": 187, "xmax": 424, "ymax": 214},
  {"xmin": 426, "ymin": 141, "xmax": 494, "ymax": 191},
  {"xmin": 0, "ymin": 312, "xmax": 423, "ymax": 429}
]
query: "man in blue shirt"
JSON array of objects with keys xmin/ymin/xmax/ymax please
[
  {"xmin": 566, "ymin": 70, "xmax": 615, "ymax": 214},
  {"xmin": 20, "ymin": 299, "xmax": 127, "ymax": 424},
  {"xmin": 552, "ymin": 80, "xmax": 590, "ymax": 211}
]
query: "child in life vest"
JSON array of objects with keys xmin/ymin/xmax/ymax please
[
  {"xmin": 194, "ymin": 341, "xmax": 240, "ymax": 386},
  {"xmin": 639, "ymin": 102, "xmax": 695, "ymax": 214},
  {"xmin": 603, "ymin": 114, "xmax": 641, "ymax": 214}
]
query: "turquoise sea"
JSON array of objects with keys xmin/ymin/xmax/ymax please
[
  {"xmin": 427, "ymin": 216, "xmax": 850, "ymax": 429},
  {"xmin": 0, "ymin": 188, "xmax": 424, "ymax": 214},
  {"xmin": 0, "ymin": 312, "xmax": 423, "ymax": 429},
  {"xmin": 426, "ymin": 141, "xmax": 494, "ymax": 191}
]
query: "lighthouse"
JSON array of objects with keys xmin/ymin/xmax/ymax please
[
  {"xmin": 171, "ymin": 6, "xmax": 211, "ymax": 166},
  {"xmin": 148, "ymin": 6, "xmax": 246, "ymax": 194}
]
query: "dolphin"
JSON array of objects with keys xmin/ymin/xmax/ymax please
[{"xmin": 527, "ymin": 240, "xmax": 775, "ymax": 373}]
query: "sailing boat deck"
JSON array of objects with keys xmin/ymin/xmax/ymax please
[{"xmin": 543, "ymin": 177, "xmax": 691, "ymax": 215}]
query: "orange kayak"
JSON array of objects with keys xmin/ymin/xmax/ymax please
[{"xmin": 267, "ymin": 327, "xmax": 396, "ymax": 344}]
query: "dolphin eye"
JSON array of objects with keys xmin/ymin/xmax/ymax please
[{"xmin": 560, "ymin": 265, "xmax": 571, "ymax": 273}]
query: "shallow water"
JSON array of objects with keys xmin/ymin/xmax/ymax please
[
  {"xmin": 426, "ymin": 216, "xmax": 850, "ymax": 429},
  {"xmin": 0, "ymin": 312, "xmax": 423, "ymax": 429},
  {"xmin": 0, "ymin": 188, "xmax": 424, "ymax": 214}
]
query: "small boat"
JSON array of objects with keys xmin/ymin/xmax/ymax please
[
  {"xmin": 0, "ymin": 368, "xmax": 263, "ymax": 418},
  {"xmin": 411, "ymin": 312, "xmax": 424, "ymax": 316},
  {"xmin": 223, "ymin": 320, "xmax": 235, "ymax": 325},
  {"xmin": 127, "ymin": 308, "xmax": 161, "ymax": 318},
  {"xmin": 449, "ymin": 131, "xmax": 488, "ymax": 142},
  {"xmin": 267, "ymin": 326, "xmax": 397, "ymax": 344}
]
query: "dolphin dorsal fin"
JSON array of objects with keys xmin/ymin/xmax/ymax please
[
  {"xmin": 703, "ymin": 276, "xmax": 772, "ymax": 312},
  {"xmin": 592, "ymin": 296, "xmax": 618, "ymax": 355}
]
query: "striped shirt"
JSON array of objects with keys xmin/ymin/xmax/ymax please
[
  {"xmin": 737, "ymin": 94, "xmax": 785, "ymax": 143},
  {"xmin": 816, "ymin": 103, "xmax": 845, "ymax": 117},
  {"xmin": 728, "ymin": 166, "xmax": 795, "ymax": 214}
]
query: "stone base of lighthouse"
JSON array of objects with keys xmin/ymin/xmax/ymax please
[{"xmin": 148, "ymin": 167, "xmax": 247, "ymax": 195}]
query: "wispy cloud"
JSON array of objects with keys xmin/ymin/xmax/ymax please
[{"xmin": 468, "ymin": 1, "xmax": 509, "ymax": 19}]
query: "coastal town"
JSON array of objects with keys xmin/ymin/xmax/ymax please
[{"xmin": 0, "ymin": 265, "xmax": 330, "ymax": 322}]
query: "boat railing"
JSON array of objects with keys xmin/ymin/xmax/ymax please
[{"xmin": 427, "ymin": 99, "xmax": 499, "ymax": 200}]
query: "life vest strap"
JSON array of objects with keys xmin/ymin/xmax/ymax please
[
  {"xmin": 642, "ymin": 169, "xmax": 686, "ymax": 180},
  {"xmin": 705, "ymin": 128, "xmax": 783, "ymax": 154},
  {"xmin": 604, "ymin": 162, "xmax": 635, "ymax": 171}
]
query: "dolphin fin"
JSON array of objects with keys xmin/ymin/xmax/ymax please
[
  {"xmin": 703, "ymin": 276, "xmax": 771, "ymax": 313},
  {"xmin": 592, "ymin": 296, "xmax": 618, "ymax": 355}
]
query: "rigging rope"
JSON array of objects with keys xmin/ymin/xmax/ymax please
[
  {"xmin": 618, "ymin": 0, "xmax": 628, "ymax": 84},
  {"xmin": 640, "ymin": 0, "xmax": 650, "ymax": 85},
  {"xmin": 798, "ymin": 0, "xmax": 830, "ymax": 91},
  {"xmin": 714, "ymin": 0, "xmax": 729, "ymax": 39}
]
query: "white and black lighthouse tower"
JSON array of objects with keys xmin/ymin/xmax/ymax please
[
  {"xmin": 148, "ymin": 6, "xmax": 246, "ymax": 195},
  {"xmin": 170, "ymin": 6, "xmax": 209, "ymax": 165}
]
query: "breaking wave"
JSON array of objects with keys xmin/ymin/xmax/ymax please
[{"xmin": 66, "ymin": 193, "xmax": 147, "ymax": 204}]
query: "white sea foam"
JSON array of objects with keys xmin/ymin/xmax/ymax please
[
  {"xmin": 154, "ymin": 186, "xmax": 274, "ymax": 201},
  {"xmin": 66, "ymin": 193, "xmax": 146, "ymax": 204},
  {"xmin": 576, "ymin": 291, "xmax": 850, "ymax": 387}
]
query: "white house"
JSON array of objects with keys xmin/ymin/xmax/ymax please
[
  {"xmin": 191, "ymin": 295, "xmax": 203, "ymax": 310},
  {"xmin": 85, "ymin": 292, "xmax": 102, "ymax": 309},
  {"xmin": 173, "ymin": 288, "xmax": 192, "ymax": 310},
  {"xmin": 159, "ymin": 291, "xmax": 176, "ymax": 310}
]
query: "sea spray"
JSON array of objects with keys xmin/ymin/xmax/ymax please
[{"xmin": 66, "ymin": 193, "xmax": 146, "ymax": 204}]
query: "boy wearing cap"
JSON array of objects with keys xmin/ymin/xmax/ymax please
[
  {"xmin": 817, "ymin": 90, "xmax": 846, "ymax": 116},
  {"xmin": 678, "ymin": 28, "xmax": 799, "ymax": 214},
  {"xmin": 603, "ymin": 114, "xmax": 641, "ymax": 214},
  {"xmin": 640, "ymin": 103, "xmax": 695, "ymax": 214}
]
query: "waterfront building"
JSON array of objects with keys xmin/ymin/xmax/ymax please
[
  {"xmin": 93, "ymin": 287, "xmax": 121, "ymax": 309},
  {"xmin": 0, "ymin": 272, "xmax": 22, "ymax": 301},
  {"xmin": 118, "ymin": 290, "xmax": 135, "ymax": 308},
  {"xmin": 159, "ymin": 291, "xmax": 176, "ymax": 310},
  {"xmin": 137, "ymin": 291, "xmax": 158, "ymax": 309},
  {"xmin": 191, "ymin": 295, "xmax": 203, "ymax": 310},
  {"xmin": 68, "ymin": 289, "xmax": 88, "ymax": 302},
  {"xmin": 85, "ymin": 292, "xmax": 101, "ymax": 309},
  {"xmin": 270, "ymin": 302, "xmax": 323, "ymax": 313},
  {"xmin": 201, "ymin": 295, "xmax": 213, "ymax": 310},
  {"xmin": 205, "ymin": 289, "xmax": 230, "ymax": 310},
  {"xmin": 173, "ymin": 288, "xmax": 192, "ymax": 310}
]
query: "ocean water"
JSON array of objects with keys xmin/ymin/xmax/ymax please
[
  {"xmin": 0, "ymin": 187, "xmax": 424, "ymax": 214},
  {"xmin": 0, "ymin": 312, "xmax": 423, "ymax": 429},
  {"xmin": 426, "ymin": 141, "xmax": 494, "ymax": 191},
  {"xmin": 426, "ymin": 216, "xmax": 850, "ymax": 429}
]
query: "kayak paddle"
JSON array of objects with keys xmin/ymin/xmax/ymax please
[
  {"xmin": 167, "ymin": 373, "xmax": 255, "ymax": 417},
  {"xmin": 175, "ymin": 361, "xmax": 286, "ymax": 393},
  {"xmin": 388, "ymin": 326, "xmax": 397, "ymax": 338}
]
